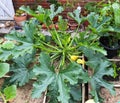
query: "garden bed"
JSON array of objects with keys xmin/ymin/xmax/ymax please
[
  {"xmin": 1, "ymin": 78, "xmax": 120, "ymax": 103},
  {"xmin": 0, "ymin": 79, "xmax": 44, "ymax": 103},
  {"xmin": 101, "ymin": 82, "xmax": 120, "ymax": 103},
  {"xmin": 0, "ymin": 1, "xmax": 120, "ymax": 103}
]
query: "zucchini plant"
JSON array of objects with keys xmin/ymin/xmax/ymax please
[{"xmin": 0, "ymin": 4, "xmax": 116, "ymax": 103}]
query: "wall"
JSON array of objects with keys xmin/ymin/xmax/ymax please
[{"xmin": 12, "ymin": 0, "xmax": 102, "ymax": 10}]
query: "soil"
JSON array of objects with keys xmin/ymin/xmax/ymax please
[
  {"xmin": 101, "ymin": 81, "xmax": 120, "ymax": 103},
  {"xmin": 1, "ymin": 79, "xmax": 120, "ymax": 103},
  {"xmin": 0, "ymin": 79, "xmax": 44, "ymax": 103}
]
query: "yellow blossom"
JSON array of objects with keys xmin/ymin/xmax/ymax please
[
  {"xmin": 70, "ymin": 55, "xmax": 79, "ymax": 61},
  {"xmin": 76, "ymin": 58, "xmax": 85, "ymax": 65}
]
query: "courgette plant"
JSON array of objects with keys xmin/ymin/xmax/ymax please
[{"xmin": 0, "ymin": 4, "xmax": 116, "ymax": 103}]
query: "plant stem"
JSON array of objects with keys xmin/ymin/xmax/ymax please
[
  {"xmin": 0, "ymin": 91, "xmax": 7, "ymax": 103},
  {"xmin": 50, "ymin": 52, "xmax": 60, "ymax": 59},
  {"xmin": 39, "ymin": 40, "xmax": 60, "ymax": 51},
  {"xmin": 68, "ymin": 24, "xmax": 80, "ymax": 47},
  {"xmin": 75, "ymin": 24, "xmax": 80, "ymax": 33},
  {"xmin": 61, "ymin": 51, "xmax": 65, "ymax": 68},
  {"xmin": 45, "ymin": 21, "xmax": 63, "ymax": 48},
  {"xmin": 51, "ymin": 21, "xmax": 63, "ymax": 48},
  {"xmin": 90, "ymin": 36, "xmax": 99, "ymax": 45},
  {"xmin": 34, "ymin": 45, "xmax": 61, "ymax": 53}
]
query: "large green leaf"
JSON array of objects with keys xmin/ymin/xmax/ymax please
[
  {"xmin": 87, "ymin": 12, "xmax": 99, "ymax": 28},
  {"xmin": 0, "ymin": 49, "xmax": 13, "ymax": 61},
  {"xmin": 0, "ymin": 41, "xmax": 33, "ymax": 61},
  {"xmin": 6, "ymin": 19, "xmax": 37, "ymax": 43},
  {"xmin": 57, "ymin": 74, "xmax": 70, "ymax": 103},
  {"xmin": 32, "ymin": 52, "xmax": 86, "ymax": 103},
  {"xmin": 32, "ymin": 74, "xmax": 55, "ymax": 98},
  {"xmin": 20, "ymin": 5, "xmax": 47, "ymax": 23},
  {"xmin": 80, "ymin": 46, "xmax": 105, "ymax": 61},
  {"xmin": 4, "ymin": 85, "xmax": 17, "ymax": 101},
  {"xmin": 32, "ymin": 52, "xmax": 55, "ymax": 98},
  {"xmin": 9, "ymin": 53, "xmax": 35, "ymax": 86},
  {"xmin": 1, "ymin": 41, "xmax": 15, "ymax": 50},
  {"xmin": 0, "ymin": 40, "xmax": 16, "ymax": 61},
  {"xmin": 112, "ymin": 2, "xmax": 120, "ymax": 26},
  {"xmin": 107, "ymin": 26, "xmax": 120, "ymax": 34},
  {"xmin": 79, "ymin": 42, "xmax": 107, "ymax": 55},
  {"xmin": 88, "ymin": 60, "xmax": 115, "ymax": 102},
  {"xmin": 60, "ymin": 62, "xmax": 83, "ymax": 85},
  {"xmin": 47, "ymin": 80, "xmax": 59, "ymax": 103},
  {"xmin": 0, "ymin": 63, "xmax": 9, "ymax": 78},
  {"xmin": 0, "ymin": 20, "xmax": 37, "ymax": 61},
  {"xmin": 69, "ymin": 84, "xmax": 82, "ymax": 102},
  {"xmin": 81, "ymin": 47, "xmax": 115, "ymax": 102},
  {"xmin": 87, "ymin": 12, "xmax": 111, "ymax": 33}
]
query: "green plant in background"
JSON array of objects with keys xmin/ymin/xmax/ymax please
[
  {"xmin": 20, "ymin": 4, "xmax": 63, "ymax": 25},
  {"xmin": 68, "ymin": 9, "xmax": 83, "ymax": 26},
  {"xmin": 47, "ymin": 0, "xmax": 61, "ymax": 9},
  {"xmin": 84, "ymin": 2, "xmax": 99, "ymax": 13},
  {"xmin": 112, "ymin": 63, "xmax": 120, "ymax": 78},
  {"xmin": 0, "ymin": 63, "xmax": 17, "ymax": 103},
  {"xmin": 98, "ymin": 0, "xmax": 120, "ymax": 38},
  {"xmin": 58, "ymin": 16, "xmax": 68, "ymax": 31},
  {"xmin": 15, "ymin": 9, "xmax": 26, "ymax": 16},
  {"xmin": 58, "ymin": 0, "xmax": 77, "ymax": 9},
  {"xmin": 0, "ymin": 4, "xmax": 116, "ymax": 103},
  {"xmin": 99, "ymin": 0, "xmax": 120, "ymax": 26},
  {"xmin": 87, "ymin": 1, "xmax": 120, "ymax": 62},
  {"xmin": 86, "ymin": 12, "xmax": 111, "ymax": 35}
]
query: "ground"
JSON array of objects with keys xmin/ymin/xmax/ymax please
[
  {"xmin": 1, "ymin": 78, "xmax": 120, "ymax": 103},
  {"xmin": 101, "ymin": 88, "xmax": 120, "ymax": 103},
  {"xmin": 0, "ymin": 79, "xmax": 44, "ymax": 103},
  {"xmin": 101, "ymin": 81, "xmax": 120, "ymax": 103}
]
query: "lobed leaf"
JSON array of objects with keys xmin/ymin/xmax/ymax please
[
  {"xmin": 4, "ymin": 85, "xmax": 17, "ymax": 101},
  {"xmin": 32, "ymin": 52, "xmax": 86, "ymax": 103},
  {"xmin": 10, "ymin": 53, "xmax": 35, "ymax": 86}
]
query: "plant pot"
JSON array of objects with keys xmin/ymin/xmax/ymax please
[
  {"xmin": 14, "ymin": 15, "xmax": 27, "ymax": 26},
  {"xmin": 99, "ymin": 36, "xmax": 120, "ymax": 58}
]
